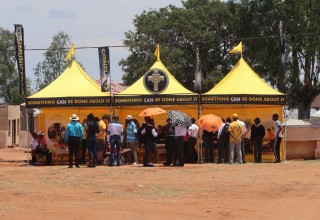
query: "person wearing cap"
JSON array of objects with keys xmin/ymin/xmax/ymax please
[
  {"xmin": 65, "ymin": 114, "xmax": 84, "ymax": 168},
  {"xmin": 36, "ymin": 131, "xmax": 52, "ymax": 165},
  {"xmin": 228, "ymin": 115, "xmax": 244, "ymax": 164},
  {"xmin": 250, "ymin": 117, "xmax": 265, "ymax": 163},
  {"xmin": 232, "ymin": 113, "xmax": 247, "ymax": 163},
  {"xmin": 272, "ymin": 113, "xmax": 283, "ymax": 163},
  {"xmin": 107, "ymin": 115, "xmax": 123, "ymax": 166},
  {"xmin": 125, "ymin": 115, "xmax": 138, "ymax": 165}
]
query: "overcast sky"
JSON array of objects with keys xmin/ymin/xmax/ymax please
[{"xmin": 1, "ymin": 0, "xmax": 183, "ymax": 85}]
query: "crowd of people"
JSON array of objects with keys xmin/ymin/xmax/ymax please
[{"xmin": 30, "ymin": 112, "xmax": 283, "ymax": 167}]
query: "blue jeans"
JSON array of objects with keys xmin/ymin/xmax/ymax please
[
  {"xmin": 87, "ymin": 135, "xmax": 97, "ymax": 161},
  {"xmin": 110, "ymin": 135, "xmax": 121, "ymax": 165}
]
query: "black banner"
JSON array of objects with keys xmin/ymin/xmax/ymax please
[
  {"xmin": 26, "ymin": 96, "xmax": 111, "ymax": 108},
  {"xmin": 114, "ymin": 94, "xmax": 198, "ymax": 106},
  {"xmin": 201, "ymin": 94, "xmax": 286, "ymax": 105},
  {"xmin": 98, "ymin": 47, "xmax": 110, "ymax": 92},
  {"xmin": 14, "ymin": 24, "xmax": 26, "ymax": 95}
]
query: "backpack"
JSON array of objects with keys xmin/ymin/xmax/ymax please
[{"xmin": 221, "ymin": 123, "xmax": 230, "ymax": 136}]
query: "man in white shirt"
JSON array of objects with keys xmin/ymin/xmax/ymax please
[
  {"xmin": 187, "ymin": 118, "xmax": 199, "ymax": 163},
  {"xmin": 107, "ymin": 115, "xmax": 123, "ymax": 166},
  {"xmin": 272, "ymin": 113, "xmax": 283, "ymax": 163}
]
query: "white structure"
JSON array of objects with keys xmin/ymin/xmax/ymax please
[{"xmin": 0, "ymin": 104, "xmax": 21, "ymax": 148}]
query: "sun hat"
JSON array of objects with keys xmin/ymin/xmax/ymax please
[
  {"xmin": 232, "ymin": 113, "xmax": 238, "ymax": 118},
  {"xmin": 69, "ymin": 114, "xmax": 79, "ymax": 120},
  {"xmin": 126, "ymin": 115, "xmax": 133, "ymax": 120}
]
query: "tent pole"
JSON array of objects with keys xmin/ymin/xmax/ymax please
[
  {"xmin": 26, "ymin": 107, "xmax": 30, "ymax": 166},
  {"xmin": 283, "ymin": 106, "xmax": 288, "ymax": 163}
]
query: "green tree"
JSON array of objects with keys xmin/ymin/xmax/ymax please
[
  {"xmin": 0, "ymin": 27, "xmax": 31, "ymax": 104},
  {"xmin": 237, "ymin": 0, "xmax": 320, "ymax": 119},
  {"xmin": 34, "ymin": 31, "xmax": 74, "ymax": 90},
  {"xmin": 120, "ymin": 0, "xmax": 239, "ymax": 92}
]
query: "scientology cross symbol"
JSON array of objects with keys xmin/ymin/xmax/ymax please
[{"xmin": 147, "ymin": 70, "xmax": 164, "ymax": 92}]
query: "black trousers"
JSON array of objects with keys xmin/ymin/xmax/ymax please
[
  {"xmin": 187, "ymin": 137, "xmax": 197, "ymax": 163},
  {"xmin": 253, "ymin": 137, "xmax": 263, "ymax": 162},
  {"xmin": 273, "ymin": 137, "xmax": 282, "ymax": 161},
  {"xmin": 68, "ymin": 136, "xmax": 80, "ymax": 167},
  {"xmin": 176, "ymin": 136, "xmax": 185, "ymax": 165},
  {"xmin": 165, "ymin": 136, "xmax": 176, "ymax": 164},
  {"xmin": 218, "ymin": 137, "xmax": 230, "ymax": 163}
]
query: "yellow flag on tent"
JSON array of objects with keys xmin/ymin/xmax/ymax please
[
  {"xmin": 154, "ymin": 43, "xmax": 160, "ymax": 61},
  {"xmin": 229, "ymin": 41, "xmax": 242, "ymax": 55},
  {"xmin": 64, "ymin": 44, "xmax": 75, "ymax": 61}
]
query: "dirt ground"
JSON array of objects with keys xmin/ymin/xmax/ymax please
[{"xmin": 0, "ymin": 147, "xmax": 320, "ymax": 220}]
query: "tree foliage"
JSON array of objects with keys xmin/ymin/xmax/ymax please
[
  {"xmin": 120, "ymin": 0, "xmax": 320, "ymax": 119},
  {"xmin": 0, "ymin": 27, "xmax": 31, "ymax": 104},
  {"xmin": 34, "ymin": 31, "xmax": 74, "ymax": 90}
]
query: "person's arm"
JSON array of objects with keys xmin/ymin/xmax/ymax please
[{"xmin": 152, "ymin": 128, "xmax": 158, "ymax": 137}]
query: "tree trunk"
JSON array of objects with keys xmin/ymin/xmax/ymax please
[{"xmin": 297, "ymin": 102, "xmax": 311, "ymax": 119}]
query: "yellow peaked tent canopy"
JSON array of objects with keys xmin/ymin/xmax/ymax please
[
  {"xmin": 118, "ymin": 60, "xmax": 194, "ymax": 95},
  {"xmin": 26, "ymin": 60, "xmax": 111, "ymax": 108},
  {"xmin": 202, "ymin": 58, "xmax": 286, "ymax": 105}
]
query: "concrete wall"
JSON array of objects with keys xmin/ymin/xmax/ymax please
[
  {"xmin": 0, "ymin": 130, "xmax": 8, "ymax": 149},
  {"xmin": 0, "ymin": 105, "xmax": 21, "ymax": 148},
  {"xmin": 285, "ymin": 125, "xmax": 320, "ymax": 160}
]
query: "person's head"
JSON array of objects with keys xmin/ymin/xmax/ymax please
[
  {"xmin": 87, "ymin": 113, "xmax": 94, "ymax": 121},
  {"xmin": 148, "ymin": 118, "xmax": 155, "ymax": 126},
  {"xmin": 69, "ymin": 113, "xmax": 79, "ymax": 121},
  {"xmin": 126, "ymin": 115, "xmax": 133, "ymax": 122},
  {"xmin": 191, "ymin": 118, "xmax": 196, "ymax": 124},
  {"xmin": 144, "ymin": 116, "xmax": 150, "ymax": 122},
  {"xmin": 31, "ymin": 132, "xmax": 37, "ymax": 139},
  {"xmin": 226, "ymin": 117, "xmax": 232, "ymax": 123},
  {"xmin": 37, "ymin": 131, "xmax": 44, "ymax": 138},
  {"xmin": 267, "ymin": 128, "xmax": 271, "ymax": 132},
  {"xmin": 102, "ymin": 114, "xmax": 110, "ymax": 123},
  {"xmin": 232, "ymin": 113, "xmax": 239, "ymax": 121},
  {"xmin": 166, "ymin": 118, "xmax": 172, "ymax": 123},
  {"xmin": 113, "ymin": 114, "xmax": 119, "ymax": 121},
  {"xmin": 272, "ymin": 113, "xmax": 279, "ymax": 121},
  {"xmin": 254, "ymin": 117, "xmax": 261, "ymax": 125}
]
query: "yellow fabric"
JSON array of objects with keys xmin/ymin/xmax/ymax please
[
  {"xmin": 97, "ymin": 120, "xmax": 107, "ymax": 140},
  {"xmin": 118, "ymin": 60, "xmax": 195, "ymax": 95},
  {"xmin": 228, "ymin": 120, "xmax": 243, "ymax": 142},
  {"xmin": 154, "ymin": 43, "xmax": 160, "ymax": 61},
  {"xmin": 205, "ymin": 58, "xmax": 284, "ymax": 95},
  {"xmin": 28, "ymin": 60, "xmax": 110, "ymax": 98},
  {"xmin": 229, "ymin": 41, "xmax": 242, "ymax": 54},
  {"xmin": 37, "ymin": 107, "xmax": 112, "ymax": 154},
  {"xmin": 65, "ymin": 44, "xmax": 75, "ymax": 61}
]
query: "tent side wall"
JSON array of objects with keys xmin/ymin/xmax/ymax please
[
  {"xmin": 202, "ymin": 104, "xmax": 284, "ymax": 160},
  {"xmin": 37, "ymin": 107, "xmax": 112, "ymax": 154}
]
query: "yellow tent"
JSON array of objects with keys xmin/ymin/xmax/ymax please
[
  {"xmin": 114, "ymin": 60, "xmax": 199, "ymax": 125},
  {"xmin": 201, "ymin": 58, "xmax": 286, "ymax": 161},
  {"xmin": 27, "ymin": 60, "xmax": 111, "ymax": 108},
  {"xmin": 26, "ymin": 60, "xmax": 112, "ymax": 153}
]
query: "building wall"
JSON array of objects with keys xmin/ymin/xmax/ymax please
[
  {"xmin": 0, "ymin": 105, "xmax": 21, "ymax": 148},
  {"xmin": 285, "ymin": 125, "xmax": 320, "ymax": 160}
]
